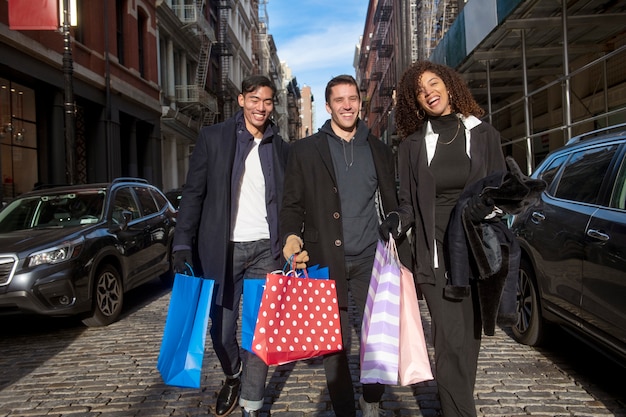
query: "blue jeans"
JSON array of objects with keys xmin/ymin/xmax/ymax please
[{"xmin": 209, "ymin": 239, "xmax": 281, "ymax": 411}]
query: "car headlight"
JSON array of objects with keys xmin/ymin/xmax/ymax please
[{"xmin": 27, "ymin": 236, "xmax": 84, "ymax": 267}]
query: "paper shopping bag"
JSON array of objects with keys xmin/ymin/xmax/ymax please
[
  {"xmin": 252, "ymin": 271, "xmax": 343, "ymax": 365},
  {"xmin": 242, "ymin": 278, "xmax": 266, "ymax": 352},
  {"xmin": 157, "ymin": 272, "xmax": 214, "ymax": 388},
  {"xmin": 360, "ymin": 238, "xmax": 401, "ymax": 385},
  {"xmin": 303, "ymin": 264, "xmax": 329, "ymax": 279},
  {"xmin": 242, "ymin": 265, "xmax": 330, "ymax": 353},
  {"xmin": 398, "ymin": 265, "xmax": 434, "ymax": 385}
]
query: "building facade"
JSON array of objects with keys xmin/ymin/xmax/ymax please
[
  {"xmin": 158, "ymin": 0, "xmax": 294, "ymax": 189},
  {"xmin": 357, "ymin": 0, "xmax": 626, "ymax": 174},
  {"xmin": 0, "ymin": 0, "xmax": 301, "ymax": 201},
  {"xmin": 299, "ymin": 85, "xmax": 314, "ymax": 138},
  {"xmin": 157, "ymin": 0, "xmax": 219, "ymax": 192},
  {"xmin": 1, "ymin": 0, "xmax": 162, "ymax": 202},
  {"xmin": 356, "ymin": 0, "xmax": 396, "ymax": 141}
]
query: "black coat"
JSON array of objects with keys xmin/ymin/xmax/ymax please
[
  {"xmin": 173, "ymin": 113, "xmax": 290, "ymax": 308},
  {"xmin": 445, "ymin": 157, "xmax": 546, "ymax": 335},
  {"xmin": 395, "ymin": 116, "xmax": 507, "ymax": 287},
  {"xmin": 280, "ymin": 123, "xmax": 405, "ymax": 308}
]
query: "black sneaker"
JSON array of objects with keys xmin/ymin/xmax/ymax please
[{"xmin": 214, "ymin": 377, "xmax": 240, "ymax": 417}]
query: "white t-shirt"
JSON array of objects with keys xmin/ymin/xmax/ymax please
[{"xmin": 232, "ymin": 138, "xmax": 270, "ymax": 242}]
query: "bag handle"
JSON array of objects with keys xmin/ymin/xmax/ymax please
[
  {"xmin": 385, "ymin": 236, "xmax": 401, "ymax": 264},
  {"xmin": 283, "ymin": 255, "xmax": 309, "ymax": 279},
  {"xmin": 180, "ymin": 262, "xmax": 195, "ymax": 277}
]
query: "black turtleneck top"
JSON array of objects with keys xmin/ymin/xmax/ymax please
[{"xmin": 428, "ymin": 113, "xmax": 470, "ymax": 243}]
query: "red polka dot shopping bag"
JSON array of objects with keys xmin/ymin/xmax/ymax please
[{"xmin": 251, "ymin": 270, "xmax": 343, "ymax": 366}]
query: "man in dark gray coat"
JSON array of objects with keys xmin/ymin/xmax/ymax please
[
  {"xmin": 172, "ymin": 75, "xmax": 289, "ymax": 417},
  {"xmin": 280, "ymin": 75, "xmax": 404, "ymax": 417}
]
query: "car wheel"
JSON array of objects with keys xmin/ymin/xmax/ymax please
[
  {"xmin": 512, "ymin": 258, "xmax": 544, "ymax": 346},
  {"xmin": 82, "ymin": 264, "xmax": 124, "ymax": 327}
]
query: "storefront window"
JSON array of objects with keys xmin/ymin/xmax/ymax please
[{"xmin": 0, "ymin": 78, "xmax": 38, "ymax": 200}]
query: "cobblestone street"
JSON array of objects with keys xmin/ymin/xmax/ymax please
[{"xmin": 0, "ymin": 280, "xmax": 625, "ymax": 417}]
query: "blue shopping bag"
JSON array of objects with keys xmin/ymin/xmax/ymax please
[
  {"xmin": 241, "ymin": 265, "xmax": 329, "ymax": 353},
  {"xmin": 242, "ymin": 278, "xmax": 266, "ymax": 352},
  {"xmin": 305, "ymin": 264, "xmax": 330, "ymax": 279},
  {"xmin": 157, "ymin": 271, "xmax": 214, "ymax": 389}
]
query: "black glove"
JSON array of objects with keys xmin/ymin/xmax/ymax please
[
  {"xmin": 467, "ymin": 195, "xmax": 495, "ymax": 223},
  {"xmin": 378, "ymin": 212, "xmax": 400, "ymax": 241},
  {"xmin": 172, "ymin": 249, "xmax": 193, "ymax": 275}
]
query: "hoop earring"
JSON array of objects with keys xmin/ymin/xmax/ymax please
[{"xmin": 417, "ymin": 108, "xmax": 425, "ymax": 120}]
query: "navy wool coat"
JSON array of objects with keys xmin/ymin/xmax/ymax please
[{"xmin": 173, "ymin": 113, "xmax": 290, "ymax": 308}]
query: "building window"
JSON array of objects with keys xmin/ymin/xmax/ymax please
[
  {"xmin": 116, "ymin": 0, "xmax": 125, "ymax": 65},
  {"xmin": 0, "ymin": 79, "xmax": 38, "ymax": 199},
  {"xmin": 138, "ymin": 12, "xmax": 146, "ymax": 77},
  {"xmin": 74, "ymin": 0, "xmax": 85, "ymax": 44}
]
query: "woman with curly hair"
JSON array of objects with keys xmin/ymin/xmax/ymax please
[{"xmin": 380, "ymin": 61, "xmax": 506, "ymax": 417}]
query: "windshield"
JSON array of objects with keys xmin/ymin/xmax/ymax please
[{"xmin": 0, "ymin": 190, "xmax": 105, "ymax": 233}]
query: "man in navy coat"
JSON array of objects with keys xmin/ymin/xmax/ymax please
[{"xmin": 172, "ymin": 75, "xmax": 289, "ymax": 417}]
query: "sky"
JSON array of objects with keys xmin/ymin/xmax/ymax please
[{"xmin": 265, "ymin": 0, "xmax": 368, "ymax": 132}]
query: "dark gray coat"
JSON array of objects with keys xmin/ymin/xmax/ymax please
[{"xmin": 280, "ymin": 123, "xmax": 403, "ymax": 308}]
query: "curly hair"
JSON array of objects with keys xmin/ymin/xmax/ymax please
[{"xmin": 395, "ymin": 61, "xmax": 484, "ymax": 139}]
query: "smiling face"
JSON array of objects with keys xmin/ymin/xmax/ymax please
[
  {"xmin": 325, "ymin": 83, "xmax": 360, "ymax": 139},
  {"xmin": 416, "ymin": 70, "xmax": 453, "ymax": 117},
  {"xmin": 238, "ymin": 86, "xmax": 275, "ymax": 137}
]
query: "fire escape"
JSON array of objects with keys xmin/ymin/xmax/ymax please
[
  {"xmin": 256, "ymin": 0, "xmax": 269, "ymax": 76},
  {"xmin": 174, "ymin": 0, "xmax": 218, "ymax": 127},
  {"xmin": 217, "ymin": 0, "xmax": 233, "ymax": 119},
  {"xmin": 420, "ymin": 0, "xmax": 458, "ymax": 59},
  {"xmin": 370, "ymin": 0, "xmax": 393, "ymax": 137}
]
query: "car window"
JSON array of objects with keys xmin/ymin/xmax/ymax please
[
  {"xmin": 610, "ymin": 154, "xmax": 626, "ymax": 210},
  {"xmin": 0, "ymin": 191, "xmax": 105, "ymax": 232},
  {"xmin": 150, "ymin": 188, "xmax": 169, "ymax": 210},
  {"xmin": 134, "ymin": 186, "xmax": 158, "ymax": 216},
  {"xmin": 554, "ymin": 144, "xmax": 618, "ymax": 204},
  {"xmin": 112, "ymin": 187, "xmax": 140, "ymax": 224},
  {"xmin": 538, "ymin": 154, "xmax": 568, "ymax": 195}
]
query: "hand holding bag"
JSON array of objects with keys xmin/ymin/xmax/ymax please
[
  {"xmin": 360, "ymin": 238, "xmax": 401, "ymax": 385},
  {"xmin": 251, "ymin": 268, "xmax": 342, "ymax": 365},
  {"xmin": 157, "ymin": 267, "xmax": 214, "ymax": 388}
]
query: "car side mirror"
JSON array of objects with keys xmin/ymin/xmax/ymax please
[{"xmin": 120, "ymin": 210, "xmax": 133, "ymax": 230}]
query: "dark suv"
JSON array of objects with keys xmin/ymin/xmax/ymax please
[
  {"xmin": 510, "ymin": 124, "xmax": 626, "ymax": 363},
  {"xmin": 0, "ymin": 178, "xmax": 176, "ymax": 326}
]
